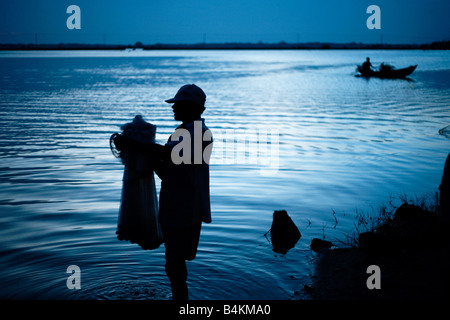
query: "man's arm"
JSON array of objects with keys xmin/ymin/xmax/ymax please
[{"xmin": 113, "ymin": 134, "xmax": 171, "ymax": 161}]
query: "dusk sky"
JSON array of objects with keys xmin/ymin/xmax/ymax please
[{"xmin": 1, "ymin": 0, "xmax": 449, "ymax": 45}]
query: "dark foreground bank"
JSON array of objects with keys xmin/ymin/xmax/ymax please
[{"xmin": 308, "ymin": 199, "xmax": 450, "ymax": 300}]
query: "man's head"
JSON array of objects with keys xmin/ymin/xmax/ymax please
[{"xmin": 165, "ymin": 84, "xmax": 206, "ymax": 122}]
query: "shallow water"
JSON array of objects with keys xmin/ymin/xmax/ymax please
[{"xmin": 0, "ymin": 49, "xmax": 449, "ymax": 300}]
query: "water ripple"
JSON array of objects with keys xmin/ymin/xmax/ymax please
[{"xmin": 0, "ymin": 50, "xmax": 449, "ymax": 300}]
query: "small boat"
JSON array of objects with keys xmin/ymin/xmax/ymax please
[{"xmin": 357, "ymin": 64, "xmax": 417, "ymax": 79}]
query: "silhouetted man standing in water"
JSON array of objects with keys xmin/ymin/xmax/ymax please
[
  {"xmin": 115, "ymin": 84, "xmax": 213, "ymax": 300},
  {"xmin": 159, "ymin": 84, "xmax": 213, "ymax": 300}
]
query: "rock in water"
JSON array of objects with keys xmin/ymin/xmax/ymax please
[
  {"xmin": 269, "ymin": 210, "xmax": 301, "ymax": 254},
  {"xmin": 438, "ymin": 125, "xmax": 450, "ymax": 138},
  {"xmin": 310, "ymin": 238, "xmax": 332, "ymax": 253}
]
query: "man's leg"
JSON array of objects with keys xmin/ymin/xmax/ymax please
[
  {"xmin": 165, "ymin": 259, "xmax": 188, "ymax": 301},
  {"xmin": 161, "ymin": 223, "xmax": 201, "ymax": 300}
]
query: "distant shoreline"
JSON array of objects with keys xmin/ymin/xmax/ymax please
[{"xmin": 1, "ymin": 40, "xmax": 449, "ymax": 51}]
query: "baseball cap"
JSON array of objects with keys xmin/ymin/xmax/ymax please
[{"xmin": 165, "ymin": 84, "xmax": 206, "ymax": 107}]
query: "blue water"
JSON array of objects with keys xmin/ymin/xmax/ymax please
[{"xmin": 0, "ymin": 50, "xmax": 449, "ymax": 300}]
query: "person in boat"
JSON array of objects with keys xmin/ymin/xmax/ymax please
[
  {"xmin": 362, "ymin": 57, "xmax": 373, "ymax": 74},
  {"xmin": 114, "ymin": 84, "xmax": 213, "ymax": 301}
]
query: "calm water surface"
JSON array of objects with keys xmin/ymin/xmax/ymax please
[{"xmin": 0, "ymin": 50, "xmax": 449, "ymax": 300}]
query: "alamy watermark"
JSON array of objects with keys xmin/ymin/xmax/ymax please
[
  {"xmin": 66, "ymin": 265, "xmax": 81, "ymax": 289},
  {"xmin": 366, "ymin": 5, "xmax": 381, "ymax": 30},
  {"xmin": 66, "ymin": 5, "xmax": 81, "ymax": 30},
  {"xmin": 169, "ymin": 121, "xmax": 280, "ymax": 176},
  {"xmin": 366, "ymin": 265, "xmax": 381, "ymax": 290}
]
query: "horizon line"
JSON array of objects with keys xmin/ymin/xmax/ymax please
[{"xmin": 1, "ymin": 39, "xmax": 450, "ymax": 51}]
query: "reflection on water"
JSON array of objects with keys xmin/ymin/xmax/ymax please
[{"xmin": 0, "ymin": 50, "xmax": 449, "ymax": 299}]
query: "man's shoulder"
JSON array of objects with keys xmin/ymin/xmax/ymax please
[{"xmin": 183, "ymin": 119, "xmax": 212, "ymax": 133}]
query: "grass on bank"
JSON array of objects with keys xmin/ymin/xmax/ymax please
[
  {"xmin": 336, "ymin": 192, "xmax": 441, "ymax": 248},
  {"xmin": 308, "ymin": 192, "xmax": 449, "ymax": 300}
]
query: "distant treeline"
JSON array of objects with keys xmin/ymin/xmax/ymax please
[{"xmin": 1, "ymin": 40, "xmax": 450, "ymax": 50}]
